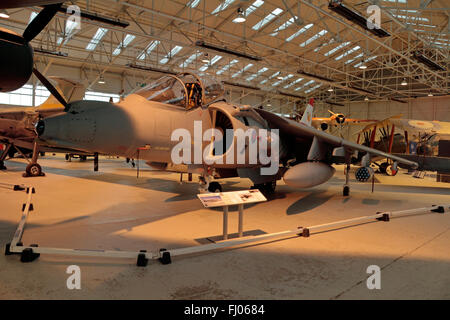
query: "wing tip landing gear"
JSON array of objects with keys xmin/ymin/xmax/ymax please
[{"xmin": 343, "ymin": 185, "xmax": 350, "ymax": 196}]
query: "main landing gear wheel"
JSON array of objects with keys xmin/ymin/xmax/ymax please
[
  {"xmin": 379, "ymin": 162, "xmax": 389, "ymax": 174},
  {"xmin": 25, "ymin": 163, "xmax": 42, "ymax": 177},
  {"xmin": 343, "ymin": 185, "xmax": 350, "ymax": 196},
  {"xmin": 252, "ymin": 181, "xmax": 277, "ymax": 196},
  {"xmin": 208, "ymin": 182, "xmax": 222, "ymax": 193},
  {"xmin": 386, "ymin": 165, "xmax": 398, "ymax": 176}
]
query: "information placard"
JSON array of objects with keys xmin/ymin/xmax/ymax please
[{"xmin": 197, "ymin": 189, "xmax": 267, "ymax": 208}]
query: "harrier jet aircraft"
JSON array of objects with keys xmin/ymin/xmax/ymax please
[{"xmin": 35, "ymin": 72, "xmax": 418, "ymax": 195}]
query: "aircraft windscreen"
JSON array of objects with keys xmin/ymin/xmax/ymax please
[
  {"xmin": 135, "ymin": 75, "xmax": 187, "ymax": 108},
  {"xmin": 200, "ymin": 75, "xmax": 225, "ymax": 104}
]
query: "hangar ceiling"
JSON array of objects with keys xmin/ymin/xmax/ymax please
[{"xmin": 1, "ymin": 0, "xmax": 448, "ymax": 110}]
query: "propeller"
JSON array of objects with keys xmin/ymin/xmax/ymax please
[
  {"xmin": 23, "ymin": 3, "xmax": 62, "ymax": 42},
  {"xmin": 33, "ymin": 67, "xmax": 68, "ymax": 109}
]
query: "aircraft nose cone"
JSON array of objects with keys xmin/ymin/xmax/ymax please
[{"xmin": 35, "ymin": 120, "xmax": 45, "ymax": 136}]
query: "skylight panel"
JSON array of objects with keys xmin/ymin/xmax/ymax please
[
  {"xmin": 187, "ymin": 0, "xmax": 201, "ymax": 8},
  {"xmin": 300, "ymin": 29, "xmax": 327, "ymax": 47},
  {"xmin": 383, "ymin": 0, "xmax": 407, "ymax": 3},
  {"xmin": 160, "ymin": 46, "xmax": 183, "ymax": 64},
  {"xmin": 137, "ymin": 40, "xmax": 160, "ymax": 60},
  {"xmin": 252, "ymin": 8, "xmax": 283, "ymax": 31},
  {"xmin": 212, "ymin": 0, "xmax": 236, "ymax": 15},
  {"xmin": 404, "ymin": 22, "xmax": 436, "ymax": 28},
  {"xmin": 216, "ymin": 59, "xmax": 239, "ymax": 75},
  {"xmin": 269, "ymin": 71, "xmax": 280, "ymax": 79},
  {"xmin": 354, "ymin": 55, "xmax": 377, "ymax": 68},
  {"xmin": 246, "ymin": 67, "xmax": 268, "ymax": 81},
  {"xmin": 304, "ymin": 84, "xmax": 322, "ymax": 94},
  {"xmin": 272, "ymin": 80, "xmax": 282, "ymax": 87},
  {"xmin": 271, "ymin": 17, "xmax": 297, "ymax": 36},
  {"xmin": 232, "ymin": 63, "xmax": 253, "ymax": 78},
  {"xmin": 295, "ymin": 80, "xmax": 315, "ymax": 91},
  {"xmin": 393, "ymin": 14, "xmax": 429, "ymax": 22},
  {"xmin": 112, "ymin": 34, "xmax": 136, "ymax": 56},
  {"xmin": 233, "ymin": 0, "xmax": 264, "ymax": 23},
  {"xmin": 324, "ymin": 41, "xmax": 350, "ymax": 56},
  {"xmin": 86, "ymin": 27, "xmax": 108, "ymax": 51},
  {"xmin": 313, "ymin": 39, "xmax": 335, "ymax": 52},
  {"xmin": 260, "ymin": 79, "xmax": 268, "ymax": 84},
  {"xmin": 272, "ymin": 74, "xmax": 294, "ymax": 87},
  {"xmin": 283, "ymin": 78, "xmax": 303, "ymax": 89},
  {"xmin": 335, "ymin": 45, "xmax": 360, "ymax": 61},
  {"xmin": 29, "ymin": 12, "xmax": 38, "ymax": 24},
  {"xmin": 199, "ymin": 55, "xmax": 222, "ymax": 71},
  {"xmin": 286, "ymin": 23, "xmax": 313, "ymax": 42},
  {"xmin": 344, "ymin": 53, "xmax": 363, "ymax": 65},
  {"xmin": 180, "ymin": 52, "xmax": 201, "ymax": 68}
]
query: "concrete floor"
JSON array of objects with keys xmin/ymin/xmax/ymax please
[{"xmin": 0, "ymin": 154, "xmax": 449, "ymax": 299}]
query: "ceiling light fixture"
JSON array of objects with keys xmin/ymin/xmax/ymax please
[
  {"xmin": 428, "ymin": 92, "xmax": 433, "ymax": 97},
  {"xmin": 359, "ymin": 61, "xmax": 367, "ymax": 69},
  {"xmin": 327, "ymin": 87, "xmax": 334, "ymax": 92},
  {"xmin": 0, "ymin": 10, "xmax": 9, "ymax": 19},
  {"xmin": 98, "ymin": 75, "xmax": 105, "ymax": 84},
  {"xmin": 201, "ymin": 53, "xmax": 210, "ymax": 63},
  {"xmin": 364, "ymin": 96, "xmax": 369, "ymax": 101},
  {"xmin": 234, "ymin": 7, "xmax": 246, "ymax": 23},
  {"xmin": 401, "ymin": 78, "xmax": 407, "ymax": 86}
]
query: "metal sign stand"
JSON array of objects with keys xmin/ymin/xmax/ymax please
[
  {"xmin": 5, "ymin": 187, "xmax": 448, "ymax": 267},
  {"xmin": 220, "ymin": 203, "xmax": 244, "ymax": 240}
]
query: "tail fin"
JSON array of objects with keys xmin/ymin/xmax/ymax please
[
  {"xmin": 300, "ymin": 98, "xmax": 314, "ymax": 126},
  {"xmin": 37, "ymin": 77, "xmax": 85, "ymax": 111}
]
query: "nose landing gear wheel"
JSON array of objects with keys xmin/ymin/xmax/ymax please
[
  {"xmin": 25, "ymin": 163, "xmax": 43, "ymax": 177},
  {"xmin": 208, "ymin": 182, "xmax": 222, "ymax": 193}
]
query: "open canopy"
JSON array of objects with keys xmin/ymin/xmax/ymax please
[{"xmin": 136, "ymin": 72, "xmax": 224, "ymax": 110}]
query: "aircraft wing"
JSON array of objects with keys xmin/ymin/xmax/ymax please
[
  {"xmin": 392, "ymin": 153, "xmax": 450, "ymax": 173},
  {"xmin": 256, "ymin": 109, "xmax": 419, "ymax": 169}
]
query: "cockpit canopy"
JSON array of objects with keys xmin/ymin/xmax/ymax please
[{"xmin": 136, "ymin": 72, "xmax": 224, "ymax": 110}]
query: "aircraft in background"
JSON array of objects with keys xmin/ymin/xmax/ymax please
[
  {"xmin": 0, "ymin": 77, "xmax": 93, "ymax": 176},
  {"xmin": 311, "ymin": 110, "xmax": 378, "ymax": 131},
  {"xmin": 0, "ymin": 3, "xmax": 62, "ymax": 92},
  {"xmin": 357, "ymin": 115, "xmax": 450, "ymax": 176},
  {"xmin": 35, "ymin": 72, "xmax": 418, "ymax": 196}
]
